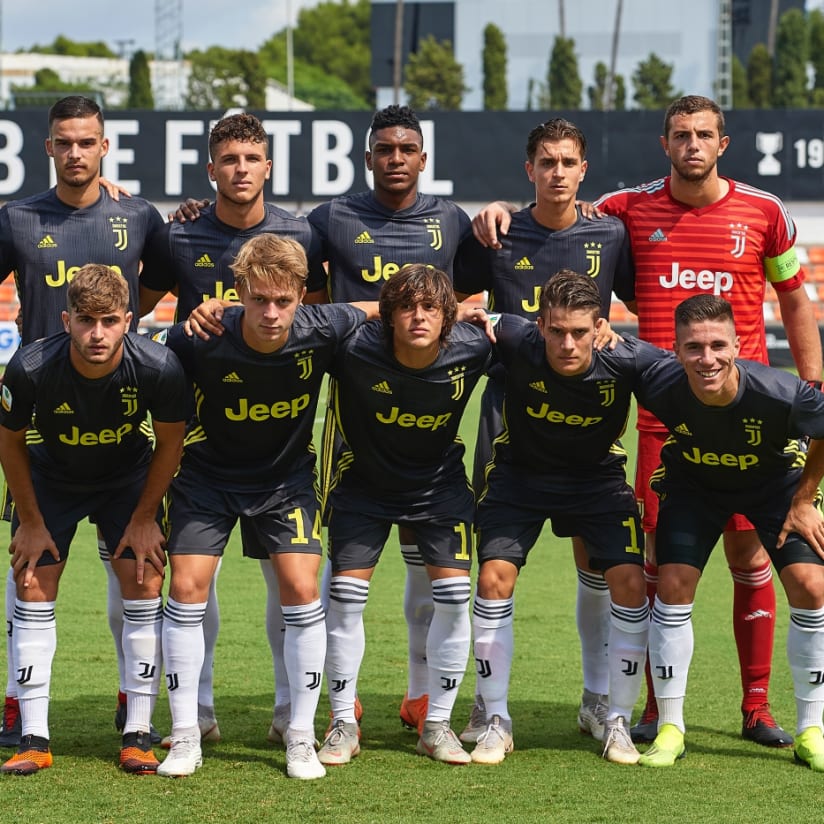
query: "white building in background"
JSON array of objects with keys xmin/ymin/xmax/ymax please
[{"xmin": 0, "ymin": 52, "xmax": 312, "ymax": 110}]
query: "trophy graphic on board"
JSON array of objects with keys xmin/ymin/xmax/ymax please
[{"xmin": 755, "ymin": 132, "xmax": 782, "ymax": 176}]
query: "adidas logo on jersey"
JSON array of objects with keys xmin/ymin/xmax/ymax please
[
  {"xmin": 195, "ymin": 254, "xmax": 215, "ymax": 268},
  {"xmin": 53, "ymin": 402, "xmax": 74, "ymax": 414},
  {"xmin": 674, "ymin": 423, "xmax": 692, "ymax": 435},
  {"xmin": 354, "ymin": 231, "xmax": 374, "ymax": 244},
  {"xmin": 222, "ymin": 372, "xmax": 243, "ymax": 383},
  {"xmin": 514, "ymin": 256, "xmax": 534, "ymax": 270},
  {"xmin": 648, "ymin": 228, "xmax": 667, "ymax": 242},
  {"xmin": 529, "ymin": 380, "xmax": 547, "ymax": 393},
  {"xmin": 371, "ymin": 380, "xmax": 392, "ymax": 394},
  {"xmin": 37, "ymin": 235, "xmax": 57, "ymax": 249}
]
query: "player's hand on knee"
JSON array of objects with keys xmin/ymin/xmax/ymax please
[
  {"xmin": 9, "ymin": 523, "xmax": 59, "ymax": 589},
  {"xmin": 778, "ymin": 499, "xmax": 824, "ymax": 559}
]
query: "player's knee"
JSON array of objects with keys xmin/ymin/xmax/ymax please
[{"xmin": 476, "ymin": 560, "xmax": 517, "ymax": 600}]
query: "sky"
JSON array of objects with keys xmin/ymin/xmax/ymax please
[{"xmin": 0, "ymin": 1, "xmax": 323, "ymax": 56}]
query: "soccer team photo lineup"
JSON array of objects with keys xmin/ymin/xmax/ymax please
[{"xmin": 4, "ymin": 92, "xmax": 824, "ymax": 783}]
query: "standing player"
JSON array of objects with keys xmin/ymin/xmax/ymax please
[
  {"xmin": 453, "ymin": 118, "xmax": 634, "ymax": 744},
  {"xmin": 157, "ymin": 235, "xmax": 376, "ymax": 780},
  {"xmin": 0, "ymin": 265, "xmax": 186, "ymax": 775},
  {"xmin": 318, "ymin": 265, "xmax": 492, "ymax": 767},
  {"xmin": 308, "ymin": 105, "xmax": 475, "ymax": 732},
  {"xmin": 471, "ymin": 95, "xmax": 822, "ymax": 747},
  {"xmin": 139, "ymin": 112, "xmax": 326, "ymax": 748},
  {"xmin": 0, "ymin": 96, "xmax": 165, "ymax": 748},
  {"xmin": 634, "ymin": 295, "xmax": 824, "ymax": 770},
  {"xmin": 469, "ymin": 271, "xmax": 656, "ymax": 765}
]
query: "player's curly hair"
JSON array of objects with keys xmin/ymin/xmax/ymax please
[
  {"xmin": 231, "ymin": 234, "xmax": 308, "ymax": 296},
  {"xmin": 526, "ymin": 118, "xmax": 586, "ymax": 162},
  {"xmin": 379, "ymin": 264, "xmax": 456, "ymax": 347},
  {"xmin": 674, "ymin": 294, "xmax": 734, "ymax": 329},
  {"xmin": 209, "ymin": 113, "xmax": 269, "ymax": 160},
  {"xmin": 369, "ymin": 104, "xmax": 423, "ymax": 147},
  {"xmin": 48, "ymin": 96, "xmax": 104, "ymax": 131},
  {"xmin": 663, "ymin": 95, "xmax": 725, "ymax": 139},
  {"xmin": 66, "ymin": 264, "xmax": 129, "ymax": 314},
  {"xmin": 538, "ymin": 269, "xmax": 601, "ymax": 321}
]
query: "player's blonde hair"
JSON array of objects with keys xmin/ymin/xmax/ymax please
[
  {"xmin": 231, "ymin": 234, "xmax": 308, "ymax": 296},
  {"xmin": 66, "ymin": 264, "xmax": 129, "ymax": 314}
]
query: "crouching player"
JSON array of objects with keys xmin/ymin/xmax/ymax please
[
  {"xmin": 636, "ymin": 295, "xmax": 824, "ymax": 770},
  {"xmin": 157, "ymin": 234, "xmax": 381, "ymax": 780},
  {"xmin": 319, "ymin": 265, "xmax": 493, "ymax": 766},
  {"xmin": 470, "ymin": 271, "xmax": 656, "ymax": 765},
  {"xmin": 0, "ymin": 265, "xmax": 186, "ymax": 775}
]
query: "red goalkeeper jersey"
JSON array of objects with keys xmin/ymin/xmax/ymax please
[{"xmin": 595, "ymin": 175, "xmax": 804, "ymax": 432}]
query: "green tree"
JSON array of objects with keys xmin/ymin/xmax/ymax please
[
  {"xmin": 482, "ymin": 23, "xmax": 507, "ymax": 110},
  {"xmin": 588, "ymin": 61, "xmax": 609, "ymax": 110},
  {"xmin": 731, "ymin": 54, "xmax": 752, "ymax": 108},
  {"xmin": 405, "ymin": 35, "xmax": 468, "ymax": 111},
  {"xmin": 291, "ymin": 0, "xmax": 371, "ymax": 103},
  {"xmin": 547, "ymin": 36, "xmax": 582, "ymax": 108},
  {"xmin": 613, "ymin": 74, "xmax": 627, "ymax": 110},
  {"xmin": 631, "ymin": 52, "xmax": 680, "ymax": 109},
  {"xmin": 127, "ymin": 50, "xmax": 154, "ymax": 108},
  {"xmin": 747, "ymin": 43, "xmax": 772, "ymax": 106},
  {"xmin": 772, "ymin": 7, "xmax": 808, "ymax": 107},
  {"xmin": 588, "ymin": 61, "xmax": 625, "ymax": 110},
  {"xmin": 28, "ymin": 35, "xmax": 116, "ymax": 58},
  {"xmin": 808, "ymin": 9, "xmax": 824, "ymax": 105},
  {"xmin": 185, "ymin": 47, "xmax": 267, "ymax": 109}
]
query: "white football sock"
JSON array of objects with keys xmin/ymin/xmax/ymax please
[
  {"xmin": 649, "ymin": 597, "xmax": 693, "ymax": 733},
  {"xmin": 325, "ymin": 576, "xmax": 368, "ymax": 723},
  {"xmin": 426, "ymin": 577, "xmax": 471, "ymax": 722},
  {"xmin": 259, "ymin": 560, "xmax": 290, "ymax": 708},
  {"xmin": 282, "ymin": 599, "xmax": 325, "ymax": 733},
  {"xmin": 199, "ymin": 558, "xmax": 221, "ymax": 713},
  {"xmin": 472, "ymin": 594, "xmax": 514, "ymax": 722},
  {"xmin": 576, "ymin": 568, "xmax": 610, "ymax": 695},
  {"xmin": 99, "ymin": 539, "xmax": 126, "ymax": 693},
  {"xmin": 402, "ymin": 544, "xmax": 433, "ymax": 700},
  {"xmin": 788, "ymin": 606, "xmax": 824, "ymax": 734},
  {"xmin": 607, "ymin": 601, "xmax": 649, "ymax": 720},
  {"xmin": 13, "ymin": 599, "xmax": 56, "ymax": 739},
  {"xmin": 162, "ymin": 597, "xmax": 206, "ymax": 735}
]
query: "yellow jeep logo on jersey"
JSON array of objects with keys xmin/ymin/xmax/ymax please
[
  {"xmin": 526, "ymin": 402, "xmax": 602, "ymax": 427},
  {"xmin": 376, "ymin": 406, "xmax": 452, "ymax": 430},
  {"xmin": 225, "ymin": 395, "xmax": 310, "ymax": 421},
  {"xmin": 59, "ymin": 423, "xmax": 133, "ymax": 445},
  {"xmin": 682, "ymin": 447, "xmax": 758, "ymax": 470}
]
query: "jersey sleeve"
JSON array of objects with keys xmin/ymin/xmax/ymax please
[
  {"xmin": 453, "ymin": 235, "xmax": 492, "ymax": 295},
  {"xmin": 788, "ymin": 380, "xmax": 824, "ymax": 439},
  {"xmin": 762, "ymin": 199, "xmax": 802, "ymax": 292},
  {"xmin": 147, "ymin": 344, "xmax": 189, "ymax": 423},
  {"xmin": 138, "ymin": 223, "xmax": 176, "ymax": 292},
  {"xmin": 307, "ymin": 203, "xmax": 331, "ymax": 260},
  {"xmin": 160, "ymin": 323, "xmax": 196, "ymax": 378},
  {"xmin": 0, "ymin": 350, "xmax": 35, "ymax": 430},
  {"xmin": 610, "ymin": 222, "xmax": 635, "ymax": 303},
  {"xmin": 0, "ymin": 207, "xmax": 17, "ymax": 280},
  {"xmin": 304, "ymin": 223, "xmax": 328, "ymax": 293}
]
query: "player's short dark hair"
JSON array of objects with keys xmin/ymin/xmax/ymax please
[
  {"xmin": 526, "ymin": 118, "xmax": 586, "ymax": 162},
  {"xmin": 369, "ymin": 105, "xmax": 423, "ymax": 147},
  {"xmin": 231, "ymin": 234, "xmax": 307, "ymax": 296},
  {"xmin": 539, "ymin": 269, "xmax": 601, "ymax": 321},
  {"xmin": 663, "ymin": 95, "xmax": 725, "ymax": 139},
  {"xmin": 67, "ymin": 264, "xmax": 129, "ymax": 314},
  {"xmin": 209, "ymin": 113, "xmax": 269, "ymax": 160},
  {"xmin": 674, "ymin": 294, "xmax": 734, "ymax": 329},
  {"xmin": 379, "ymin": 264, "xmax": 456, "ymax": 347},
  {"xmin": 48, "ymin": 96, "xmax": 104, "ymax": 131}
]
